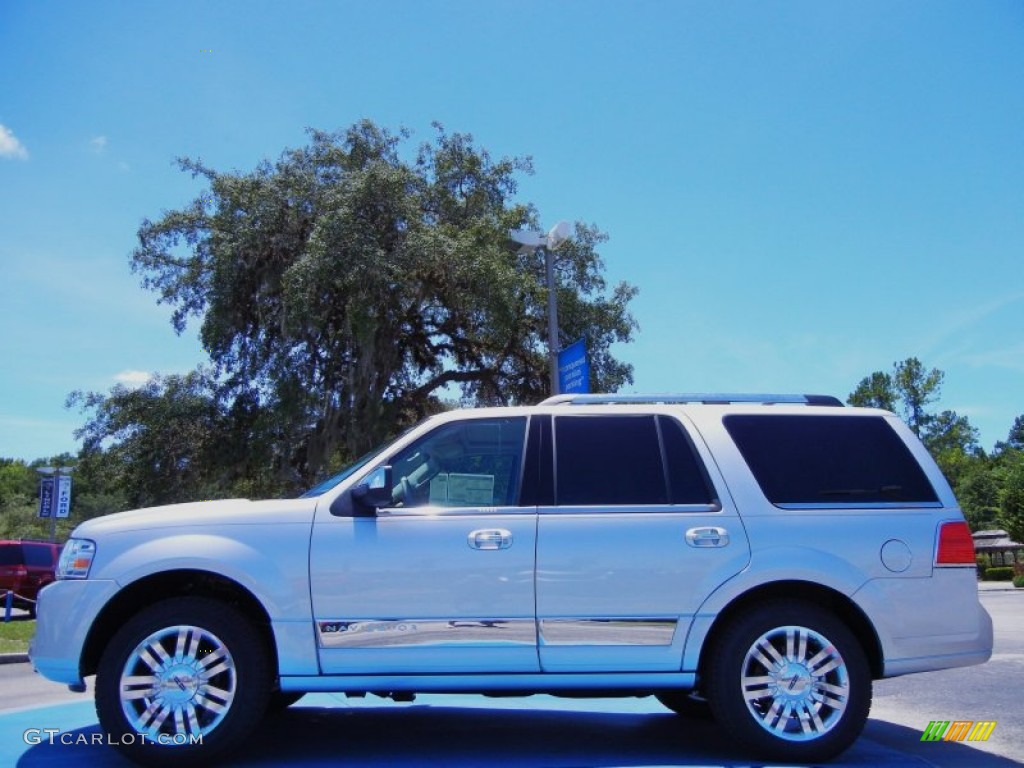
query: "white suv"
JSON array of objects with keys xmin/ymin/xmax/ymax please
[{"xmin": 31, "ymin": 393, "xmax": 993, "ymax": 765}]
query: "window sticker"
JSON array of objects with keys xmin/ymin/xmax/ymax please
[
  {"xmin": 429, "ymin": 474, "xmax": 449, "ymax": 504},
  {"xmin": 429, "ymin": 473, "xmax": 494, "ymax": 506}
]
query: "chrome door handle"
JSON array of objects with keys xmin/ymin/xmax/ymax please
[
  {"xmin": 685, "ymin": 526, "xmax": 729, "ymax": 548},
  {"xmin": 468, "ymin": 529, "xmax": 513, "ymax": 550}
]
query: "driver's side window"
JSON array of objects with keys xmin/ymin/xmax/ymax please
[{"xmin": 386, "ymin": 417, "xmax": 528, "ymax": 508}]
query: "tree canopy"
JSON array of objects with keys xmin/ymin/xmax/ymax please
[
  {"xmin": 84, "ymin": 121, "xmax": 638, "ymax": 493},
  {"xmin": 67, "ymin": 370, "xmax": 236, "ymax": 508},
  {"xmin": 849, "ymin": 358, "xmax": 945, "ymax": 436}
]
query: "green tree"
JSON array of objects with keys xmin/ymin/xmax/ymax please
[
  {"xmin": 67, "ymin": 370, "xmax": 235, "ymax": 508},
  {"xmin": 925, "ymin": 410, "xmax": 979, "ymax": 455},
  {"xmin": 0, "ymin": 459, "xmax": 39, "ymax": 540},
  {"xmin": 923, "ymin": 409, "xmax": 981, "ymax": 486},
  {"xmin": 0, "ymin": 459, "xmax": 35, "ymax": 505},
  {"xmin": 1010, "ymin": 416, "xmax": 1024, "ymax": 450},
  {"xmin": 128, "ymin": 121, "xmax": 637, "ymax": 487},
  {"xmin": 849, "ymin": 357, "xmax": 943, "ymax": 437},
  {"xmin": 998, "ymin": 453, "xmax": 1024, "ymax": 544},
  {"xmin": 994, "ymin": 414, "xmax": 1024, "ymax": 454},
  {"xmin": 846, "ymin": 371, "xmax": 896, "ymax": 412},
  {"xmin": 955, "ymin": 458, "xmax": 1000, "ymax": 531},
  {"xmin": 892, "ymin": 358, "xmax": 944, "ymax": 436}
]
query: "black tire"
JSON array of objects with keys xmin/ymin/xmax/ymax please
[
  {"xmin": 96, "ymin": 597, "xmax": 272, "ymax": 766},
  {"xmin": 706, "ymin": 600, "xmax": 871, "ymax": 763},
  {"xmin": 656, "ymin": 689, "xmax": 713, "ymax": 719}
]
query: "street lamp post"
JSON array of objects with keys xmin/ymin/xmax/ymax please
[{"xmin": 510, "ymin": 221, "xmax": 571, "ymax": 396}]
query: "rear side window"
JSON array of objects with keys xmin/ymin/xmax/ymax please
[
  {"xmin": 22, "ymin": 544, "xmax": 55, "ymax": 567},
  {"xmin": 724, "ymin": 415, "xmax": 938, "ymax": 506},
  {"xmin": 554, "ymin": 415, "xmax": 714, "ymax": 506}
]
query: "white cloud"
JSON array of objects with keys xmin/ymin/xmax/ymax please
[
  {"xmin": 0, "ymin": 414, "xmax": 73, "ymax": 431},
  {"xmin": 114, "ymin": 370, "xmax": 153, "ymax": 387},
  {"xmin": 961, "ymin": 343, "xmax": 1024, "ymax": 373},
  {"xmin": 919, "ymin": 291, "xmax": 1024, "ymax": 358},
  {"xmin": 90, "ymin": 135, "xmax": 108, "ymax": 154},
  {"xmin": 0, "ymin": 123, "xmax": 29, "ymax": 159}
]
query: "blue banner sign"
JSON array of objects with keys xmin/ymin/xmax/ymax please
[
  {"xmin": 38, "ymin": 477, "xmax": 54, "ymax": 518},
  {"xmin": 558, "ymin": 338, "xmax": 590, "ymax": 395},
  {"xmin": 55, "ymin": 476, "xmax": 72, "ymax": 518}
]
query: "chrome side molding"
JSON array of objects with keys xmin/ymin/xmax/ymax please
[
  {"xmin": 317, "ymin": 619, "xmax": 536, "ymax": 648},
  {"xmin": 539, "ymin": 618, "xmax": 677, "ymax": 647}
]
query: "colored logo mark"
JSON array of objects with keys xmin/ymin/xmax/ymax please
[{"xmin": 921, "ymin": 720, "xmax": 997, "ymax": 742}]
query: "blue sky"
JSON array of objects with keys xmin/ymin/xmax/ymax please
[{"xmin": 1, "ymin": 0, "xmax": 1022, "ymax": 461}]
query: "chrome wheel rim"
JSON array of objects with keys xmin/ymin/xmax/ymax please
[
  {"xmin": 119, "ymin": 625, "xmax": 237, "ymax": 743},
  {"xmin": 740, "ymin": 625, "xmax": 849, "ymax": 741}
]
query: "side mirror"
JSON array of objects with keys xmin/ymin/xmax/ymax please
[{"xmin": 351, "ymin": 465, "xmax": 393, "ymax": 511}]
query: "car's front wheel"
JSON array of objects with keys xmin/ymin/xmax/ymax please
[
  {"xmin": 707, "ymin": 600, "xmax": 871, "ymax": 763},
  {"xmin": 96, "ymin": 597, "xmax": 271, "ymax": 766}
]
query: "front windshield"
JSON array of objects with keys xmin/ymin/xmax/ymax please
[
  {"xmin": 298, "ymin": 422, "xmax": 424, "ymax": 498},
  {"xmin": 298, "ymin": 448, "xmax": 381, "ymax": 498}
]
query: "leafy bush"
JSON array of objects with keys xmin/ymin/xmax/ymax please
[
  {"xmin": 976, "ymin": 552, "xmax": 991, "ymax": 578},
  {"xmin": 983, "ymin": 566, "xmax": 1015, "ymax": 581},
  {"xmin": 1013, "ymin": 574, "xmax": 1024, "ymax": 589}
]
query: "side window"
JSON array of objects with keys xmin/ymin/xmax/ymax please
[
  {"xmin": 23, "ymin": 545, "xmax": 55, "ymax": 567},
  {"xmin": 724, "ymin": 414, "xmax": 939, "ymax": 506},
  {"xmin": 555, "ymin": 415, "xmax": 667, "ymax": 506},
  {"xmin": 388, "ymin": 417, "xmax": 528, "ymax": 508},
  {"xmin": 658, "ymin": 416, "xmax": 716, "ymax": 504}
]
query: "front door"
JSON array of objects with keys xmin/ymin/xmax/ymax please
[{"xmin": 310, "ymin": 416, "xmax": 539, "ymax": 675}]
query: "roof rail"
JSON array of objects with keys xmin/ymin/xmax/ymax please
[{"xmin": 538, "ymin": 393, "xmax": 844, "ymax": 407}]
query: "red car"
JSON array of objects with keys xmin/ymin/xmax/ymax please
[{"xmin": 0, "ymin": 540, "xmax": 61, "ymax": 617}]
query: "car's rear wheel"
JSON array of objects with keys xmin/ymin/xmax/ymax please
[
  {"xmin": 96, "ymin": 597, "xmax": 271, "ymax": 766},
  {"xmin": 707, "ymin": 600, "xmax": 871, "ymax": 763}
]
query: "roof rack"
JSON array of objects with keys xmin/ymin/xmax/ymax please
[{"xmin": 539, "ymin": 393, "xmax": 844, "ymax": 407}]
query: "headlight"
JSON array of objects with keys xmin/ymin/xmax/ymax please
[{"xmin": 58, "ymin": 539, "xmax": 96, "ymax": 579}]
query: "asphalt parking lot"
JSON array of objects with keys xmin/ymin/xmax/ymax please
[{"xmin": 2, "ymin": 586, "xmax": 1021, "ymax": 768}]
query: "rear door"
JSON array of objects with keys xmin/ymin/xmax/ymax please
[{"xmin": 535, "ymin": 411, "xmax": 750, "ymax": 672}]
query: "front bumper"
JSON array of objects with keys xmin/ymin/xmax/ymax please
[{"xmin": 29, "ymin": 578, "xmax": 119, "ymax": 686}]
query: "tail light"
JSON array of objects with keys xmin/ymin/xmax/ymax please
[
  {"xmin": 936, "ymin": 521, "xmax": 976, "ymax": 565},
  {"xmin": 10, "ymin": 565, "xmax": 28, "ymax": 586}
]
